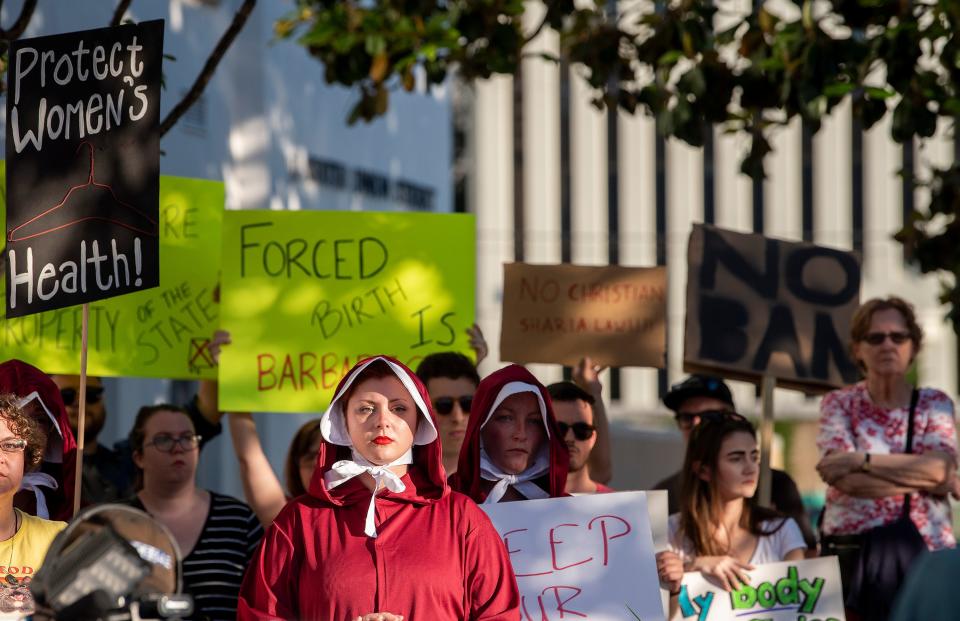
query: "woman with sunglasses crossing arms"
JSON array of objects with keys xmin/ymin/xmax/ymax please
[
  {"xmin": 817, "ymin": 297, "xmax": 958, "ymax": 621},
  {"xmin": 126, "ymin": 404, "xmax": 262, "ymax": 621},
  {"xmin": 656, "ymin": 412, "xmax": 805, "ymax": 600}
]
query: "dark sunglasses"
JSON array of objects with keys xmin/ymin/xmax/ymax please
[
  {"xmin": 696, "ymin": 410, "xmax": 749, "ymax": 426},
  {"xmin": 433, "ymin": 396, "xmax": 472, "ymax": 416},
  {"xmin": 557, "ymin": 421, "xmax": 596, "ymax": 441},
  {"xmin": 60, "ymin": 386, "xmax": 104, "ymax": 407},
  {"xmin": 862, "ymin": 331, "xmax": 911, "ymax": 346}
]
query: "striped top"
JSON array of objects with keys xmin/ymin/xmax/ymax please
[{"xmin": 130, "ymin": 492, "xmax": 263, "ymax": 621}]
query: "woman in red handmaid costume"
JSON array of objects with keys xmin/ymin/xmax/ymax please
[
  {"xmin": 237, "ymin": 355, "xmax": 519, "ymax": 621},
  {"xmin": 450, "ymin": 364, "xmax": 568, "ymax": 504}
]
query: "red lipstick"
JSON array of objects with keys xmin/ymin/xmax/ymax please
[{"xmin": 373, "ymin": 436, "xmax": 393, "ymax": 445}]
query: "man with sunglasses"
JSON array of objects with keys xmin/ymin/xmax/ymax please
[
  {"xmin": 416, "ymin": 353, "xmax": 481, "ymax": 476},
  {"xmin": 654, "ymin": 374, "xmax": 816, "ymax": 551},
  {"xmin": 548, "ymin": 381, "xmax": 612, "ymax": 494},
  {"xmin": 50, "ymin": 373, "xmax": 224, "ymax": 505}
]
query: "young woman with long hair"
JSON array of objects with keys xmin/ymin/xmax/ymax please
[{"xmin": 657, "ymin": 412, "xmax": 806, "ymax": 596}]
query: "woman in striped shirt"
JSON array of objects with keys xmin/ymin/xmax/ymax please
[{"xmin": 127, "ymin": 404, "xmax": 263, "ymax": 621}]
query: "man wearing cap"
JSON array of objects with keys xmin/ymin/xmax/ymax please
[
  {"xmin": 548, "ymin": 381, "xmax": 613, "ymax": 494},
  {"xmin": 654, "ymin": 374, "xmax": 816, "ymax": 551}
]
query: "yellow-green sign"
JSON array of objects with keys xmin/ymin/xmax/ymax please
[
  {"xmin": 218, "ymin": 210, "xmax": 475, "ymax": 413},
  {"xmin": 0, "ymin": 167, "xmax": 223, "ymax": 379}
]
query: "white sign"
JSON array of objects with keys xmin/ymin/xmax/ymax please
[
  {"xmin": 676, "ymin": 557, "xmax": 845, "ymax": 621},
  {"xmin": 481, "ymin": 491, "xmax": 666, "ymax": 621}
]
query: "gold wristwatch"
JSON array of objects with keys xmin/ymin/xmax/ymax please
[{"xmin": 860, "ymin": 452, "xmax": 871, "ymax": 473}]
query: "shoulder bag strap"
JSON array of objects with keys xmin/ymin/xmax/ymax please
[{"xmin": 902, "ymin": 388, "xmax": 920, "ymax": 516}]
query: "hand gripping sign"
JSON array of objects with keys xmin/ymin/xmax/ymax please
[
  {"xmin": 676, "ymin": 557, "xmax": 845, "ymax": 621},
  {"xmin": 481, "ymin": 492, "xmax": 666, "ymax": 621}
]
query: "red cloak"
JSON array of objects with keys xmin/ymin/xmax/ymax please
[
  {"xmin": 238, "ymin": 355, "xmax": 520, "ymax": 621},
  {"xmin": 0, "ymin": 359, "xmax": 77, "ymax": 521},
  {"xmin": 450, "ymin": 364, "xmax": 568, "ymax": 503}
]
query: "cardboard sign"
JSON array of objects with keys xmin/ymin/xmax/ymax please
[
  {"xmin": 481, "ymin": 492, "xmax": 666, "ymax": 621},
  {"xmin": 218, "ymin": 210, "xmax": 475, "ymax": 413},
  {"xmin": 5, "ymin": 21, "xmax": 164, "ymax": 317},
  {"xmin": 0, "ymin": 172, "xmax": 223, "ymax": 379},
  {"xmin": 676, "ymin": 557, "xmax": 845, "ymax": 621},
  {"xmin": 684, "ymin": 224, "xmax": 861, "ymax": 392},
  {"xmin": 500, "ymin": 263, "xmax": 667, "ymax": 367}
]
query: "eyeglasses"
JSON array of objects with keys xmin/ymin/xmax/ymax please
[
  {"xmin": 144, "ymin": 434, "xmax": 201, "ymax": 453},
  {"xmin": 60, "ymin": 386, "xmax": 104, "ymax": 407},
  {"xmin": 862, "ymin": 331, "xmax": 911, "ymax": 346},
  {"xmin": 556, "ymin": 421, "xmax": 596, "ymax": 441},
  {"xmin": 0, "ymin": 439, "xmax": 26, "ymax": 454},
  {"xmin": 433, "ymin": 396, "xmax": 472, "ymax": 416}
]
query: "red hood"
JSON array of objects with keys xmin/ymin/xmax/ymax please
[
  {"xmin": 307, "ymin": 355, "xmax": 448, "ymax": 507},
  {"xmin": 451, "ymin": 364, "xmax": 568, "ymax": 503},
  {"xmin": 0, "ymin": 359, "xmax": 77, "ymax": 521}
]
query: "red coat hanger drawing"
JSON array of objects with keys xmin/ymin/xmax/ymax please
[{"xmin": 7, "ymin": 141, "xmax": 158, "ymax": 243}]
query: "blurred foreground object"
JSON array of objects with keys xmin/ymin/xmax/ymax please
[{"xmin": 30, "ymin": 504, "xmax": 191, "ymax": 621}]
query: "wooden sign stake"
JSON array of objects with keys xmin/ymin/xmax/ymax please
[
  {"xmin": 758, "ymin": 374, "xmax": 776, "ymax": 508},
  {"xmin": 72, "ymin": 303, "xmax": 90, "ymax": 517}
]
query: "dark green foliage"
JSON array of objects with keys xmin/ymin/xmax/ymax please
[
  {"xmin": 281, "ymin": 0, "xmax": 960, "ymax": 329},
  {"xmin": 896, "ymin": 165, "xmax": 960, "ymax": 334},
  {"xmin": 280, "ymin": 1, "xmax": 956, "ymax": 177}
]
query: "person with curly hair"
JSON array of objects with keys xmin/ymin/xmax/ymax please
[{"xmin": 0, "ymin": 394, "xmax": 67, "ymax": 617}]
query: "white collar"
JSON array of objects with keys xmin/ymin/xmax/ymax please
[
  {"xmin": 324, "ymin": 449, "xmax": 413, "ymax": 537},
  {"xmin": 478, "ymin": 448, "xmax": 550, "ymax": 503}
]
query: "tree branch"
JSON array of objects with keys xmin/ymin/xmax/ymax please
[
  {"xmin": 110, "ymin": 0, "xmax": 134, "ymax": 27},
  {"xmin": 523, "ymin": 12, "xmax": 551, "ymax": 45},
  {"xmin": 523, "ymin": 0, "xmax": 564, "ymax": 45},
  {"xmin": 0, "ymin": 0, "xmax": 37, "ymax": 40},
  {"xmin": 159, "ymin": 0, "xmax": 257, "ymax": 137}
]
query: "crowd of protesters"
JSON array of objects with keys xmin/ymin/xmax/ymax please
[{"xmin": 0, "ymin": 296, "xmax": 955, "ymax": 621}]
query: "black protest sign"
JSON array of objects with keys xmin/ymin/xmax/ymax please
[
  {"xmin": 684, "ymin": 224, "xmax": 861, "ymax": 392},
  {"xmin": 5, "ymin": 21, "xmax": 164, "ymax": 318}
]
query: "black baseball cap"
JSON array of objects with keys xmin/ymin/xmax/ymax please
[{"xmin": 663, "ymin": 375, "xmax": 734, "ymax": 412}]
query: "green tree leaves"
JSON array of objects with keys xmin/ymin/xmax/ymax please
[{"xmin": 285, "ymin": 0, "xmax": 960, "ymax": 329}]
